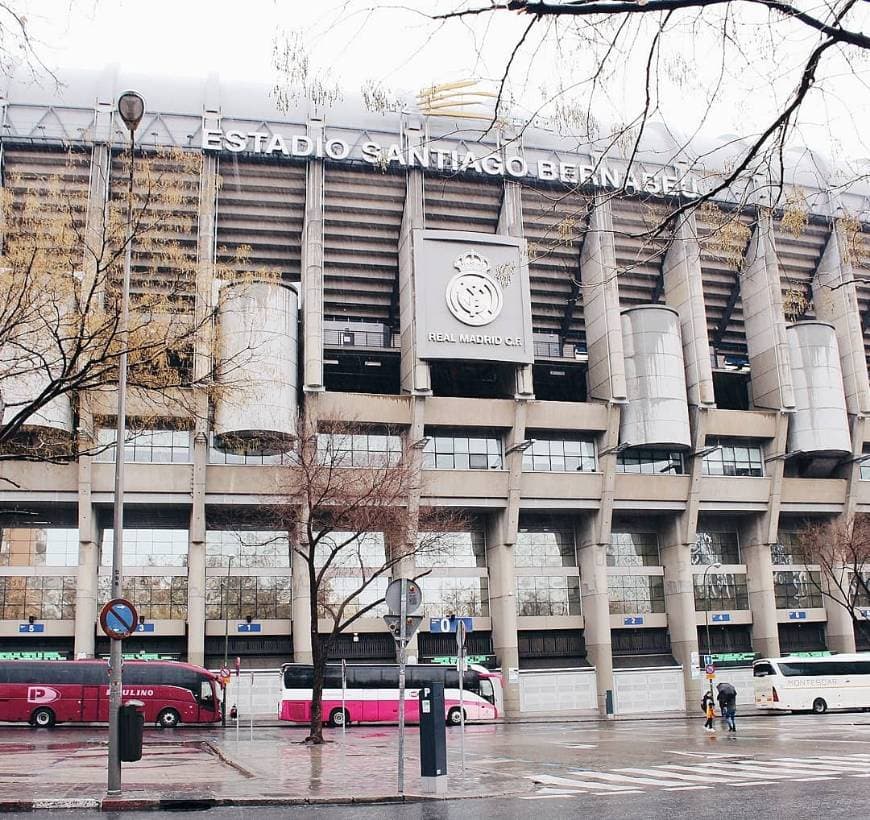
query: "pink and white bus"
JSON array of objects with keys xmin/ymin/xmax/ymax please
[
  {"xmin": 0, "ymin": 660, "xmax": 222, "ymax": 728},
  {"xmin": 279, "ymin": 662, "xmax": 502, "ymax": 727}
]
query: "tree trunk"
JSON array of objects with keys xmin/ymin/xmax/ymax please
[
  {"xmin": 307, "ymin": 634, "xmax": 327, "ymax": 743},
  {"xmin": 307, "ymin": 563, "xmax": 325, "ymax": 743}
]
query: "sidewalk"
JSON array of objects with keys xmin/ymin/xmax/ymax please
[{"xmin": 0, "ymin": 726, "xmax": 529, "ymax": 812}]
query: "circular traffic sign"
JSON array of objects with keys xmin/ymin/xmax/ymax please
[
  {"xmin": 99, "ymin": 597, "xmax": 139, "ymax": 640},
  {"xmin": 385, "ymin": 578, "xmax": 423, "ymax": 615},
  {"xmin": 705, "ymin": 664, "xmax": 715, "ymax": 675}
]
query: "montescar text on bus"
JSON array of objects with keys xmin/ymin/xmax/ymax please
[
  {"xmin": 753, "ymin": 654, "xmax": 870, "ymax": 714},
  {"xmin": 0, "ymin": 660, "xmax": 222, "ymax": 728},
  {"xmin": 279, "ymin": 663, "xmax": 502, "ymax": 726}
]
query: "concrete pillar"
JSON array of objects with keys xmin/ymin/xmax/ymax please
[
  {"xmin": 74, "ymin": 424, "xmax": 98, "ymax": 659},
  {"xmin": 577, "ymin": 402, "xmax": 620, "ymax": 713},
  {"xmin": 486, "ymin": 509, "xmax": 521, "ymax": 717},
  {"xmin": 497, "ymin": 137, "xmax": 534, "ymax": 400},
  {"xmin": 824, "ymin": 565, "xmax": 858, "ymax": 654},
  {"xmin": 291, "ymin": 524, "xmax": 313, "ymax": 664},
  {"xmin": 580, "ymin": 196, "xmax": 627, "ymax": 403},
  {"xmin": 742, "ymin": 213, "xmax": 795, "ymax": 411},
  {"xmin": 187, "ymin": 432, "xmax": 207, "ymax": 666},
  {"xmin": 391, "ymin": 396, "xmax": 426, "ymax": 661},
  {"xmin": 398, "ymin": 120, "xmax": 431, "ymax": 395},
  {"xmin": 662, "ymin": 406, "xmax": 708, "ymax": 707},
  {"xmin": 663, "ymin": 211, "xmax": 715, "ymax": 408},
  {"xmin": 741, "ymin": 412, "xmax": 788, "ymax": 659},
  {"xmin": 189, "ymin": 128, "xmax": 219, "ymax": 665},
  {"xmin": 73, "ymin": 122, "xmax": 112, "ymax": 659},
  {"xmin": 302, "ymin": 116, "xmax": 325, "ymax": 394},
  {"xmin": 812, "ymin": 222, "xmax": 870, "ymax": 417},
  {"xmin": 740, "ymin": 519, "xmax": 779, "ymax": 659}
]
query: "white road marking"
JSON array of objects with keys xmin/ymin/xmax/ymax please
[
  {"xmin": 732, "ymin": 781, "xmax": 776, "ymax": 787},
  {"xmin": 789, "ymin": 777, "xmax": 837, "ymax": 782},
  {"xmin": 664, "ymin": 750, "xmax": 741, "ymax": 759},
  {"xmin": 663, "ymin": 786, "xmax": 711, "ymax": 791},
  {"xmin": 567, "ymin": 770, "xmax": 691, "ymax": 787},
  {"xmin": 565, "ymin": 744, "xmax": 597, "ymax": 749},
  {"xmin": 593, "ymin": 790, "xmax": 645, "ymax": 796},
  {"xmin": 617, "ymin": 767, "xmax": 714, "ymax": 783},
  {"xmin": 849, "ymin": 773, "xmax": 870, "ymax": 778},
  {"xmin": 521, "ymin": 795, "xmax": 574, "ymax": 800},
  {"xmin": 531, "ymin": 774, "xmax": 638, "ymax": 792},
  {"xmin": 653, "ymin": 764, "xmax": 779, "ymax": 782}
]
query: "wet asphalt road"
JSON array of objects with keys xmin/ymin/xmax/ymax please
[{"xmin": 4, "ymin": 713, "xmax": 870, "ymax": 817}]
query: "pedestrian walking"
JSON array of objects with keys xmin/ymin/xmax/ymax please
[
  {"xmin": 716, "ymin": 682, "xmax": 737, "ymax": 734},
  {"xmin": 702, "ymin": 691, "xmax": 715, "ymax": 732}
]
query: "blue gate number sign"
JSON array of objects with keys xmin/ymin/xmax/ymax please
[
  {"xmin": 237, "ymin": 623, "xmax": 261, "ymax": 633},
  {"xmin": 430, "ymin": 616, "xmax": 473, "ymax": 634},
  {"xmin": 711, "ymin": 613, "xmax": 731, "ymax": 623},
  {"xmin": 623, "ymin": 615, "xmax": 644, "ymax": 626},
  {"xmin": 135, "ymin": 622, "xmax": 155, "ymax": 633},
  {"xmin": 99, "ymin": 598, "xmax": 139, "ymax": 640},
  {"xmin": 788, "ymin": 611, "xmax": 807, "ymax": 620},
  {"xmin": 18, "ymin": 623, "xmax": 45, "ymax": 633}
]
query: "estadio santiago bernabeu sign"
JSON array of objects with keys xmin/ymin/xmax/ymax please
[
  {"xmin": 201, "ymin": 130, "xmax": 702, "ymax": 198},
  {"xmin": 413, "ymin": 230, "xmax": 533, "ymax": 365}
]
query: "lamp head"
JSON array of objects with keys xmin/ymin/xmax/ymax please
[{"xmin": 117, "ymin": 90, "xmax": 145, "ymax": 132}]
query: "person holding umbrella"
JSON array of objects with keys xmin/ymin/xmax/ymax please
[{"xmin": 717, "ymin": 682, "xmax": 737, "ymax": 734}]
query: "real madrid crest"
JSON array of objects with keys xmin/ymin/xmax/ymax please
[{"xmin": 445, "ymin": 251, "xmax": 504, "ymax": 327}]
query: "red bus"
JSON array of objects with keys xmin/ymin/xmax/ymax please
[{"xmin": 0, "ymin": 660, "xmax": 222, "ymax": 728}]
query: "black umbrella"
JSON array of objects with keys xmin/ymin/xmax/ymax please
[{"xmin": 716, "ymin": 682, "xmax": 737, "ymax": 698}]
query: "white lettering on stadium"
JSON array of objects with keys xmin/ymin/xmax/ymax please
[
  {"xmin": 428, "ymin": 332, "xmax": 522, "ymax": 347},
  {"xmin": 201, "ymin": 129, "xmax": 701, "ymax": 198}
]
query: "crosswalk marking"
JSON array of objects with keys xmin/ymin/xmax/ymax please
[
  {"xmin": 531, "ymin": 774, "xmax": 635, "ymax": 792},
  {"xmin": 663, "ymin": 785, "xmax": 710, "ymax": 791},
  {"xmin": 567, "ymin": 770, "xmax": 692, "ymax": 787},
  {"xmin": 617, "ymin": 767, "xmax": 714, "ymax": 783},
  {"xmin": 525, "ymin": 753, "xmax": 870, "ymax": 799}
]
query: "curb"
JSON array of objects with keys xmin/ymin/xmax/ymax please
[{"xmin": 0, "ymin": 792, "xmax": 523, "ymax": 813}]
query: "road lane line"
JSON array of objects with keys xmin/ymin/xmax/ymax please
[{"xmin": 616, "ymin": 767, "xmax": 714, "ymax": 783}]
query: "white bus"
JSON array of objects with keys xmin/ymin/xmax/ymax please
[
  {"xmin": 279, "ymin": 662, "xmax": 502, "ymax": 727},
  {"xmin": 753, "ymin": 654, "xmax": 870, "ymax": 714}
]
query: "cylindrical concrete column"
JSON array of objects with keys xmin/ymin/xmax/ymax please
[
  {"xmin": 824, "ymin": 567, "xmax": 857, "ymax": 654},
  {"xmin": 187, "ymin": 432, "xmax": 207, "ymax": 666},
  {"xmin": 661, "ymin": 534, "xmax": 700, "ymax": 707},
  {"xmin": 577, "ymin": 537, "xmax": 613, "ymax": 715},
  {"xmin": 74, "ymin": 505, "xmax": 99, "ymax": 659},
  {"xmin": 740, "ymin": 521, "xmax": 780, "ymax": 658},
  {"xmin": 74, "ymin": 424, "xmax": 98, "ymax": 659},
  {"xmin": 486, "ymin": 512, "xmax": 520, "ymax": 717},
  {"xmin": 291, "ymin": 525, "xmax": 313, "ymax": 664}
]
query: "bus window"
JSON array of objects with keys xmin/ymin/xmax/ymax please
[
  {"xmin": 199, "ymin": 680, "xmax": 214, "ymax": 705},
  {"xmin": 479, "ymin": 678, "xmax": 495, "ymax": 704},
  {"xmin": 754, "ymin": 663, "xmax": 776, "ymax": 677}
]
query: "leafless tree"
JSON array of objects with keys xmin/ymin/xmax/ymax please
[
  {"xmin": 0, "ymin": 146, "xmax": 261, "ymax": 472},
  {"xmin": 795, "ymin": 516, "xmax": 870, "ymax": 645},
  {"xmin": 264, "ymin": 416, "xmax": 463, "ymax": 744}
]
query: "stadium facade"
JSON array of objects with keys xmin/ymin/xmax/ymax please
[{"xmin": 1, "ymin": 67, "xmax": 869, "ymax": 717}]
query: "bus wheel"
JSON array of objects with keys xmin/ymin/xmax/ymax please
[
  {"xmin": 157, "ymin": 708, "xmax": 181, "ymax": 729},
  {"xmin": 31, "ymin": 707, "xmax": 55, "ymax": 728},
  {"xmin": 812, "ymin": 698, "xmax": 828, "ymax": 714},
  {"xmin": 328, "ymin": 708, "xmax": 349, "ymax": 728},
  {"xmin": 447, "ymin": 707, "xmax": 465, "ymax": 726}
]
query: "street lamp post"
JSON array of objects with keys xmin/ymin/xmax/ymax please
[
  {"xmin": 222, "ymin": 555, "xmax": 234, "ymax": 726},
  {"xmin": 703, "ymin": 561, "xmax": 723, "ymax": 700},
  {"xmin": 108, "ymin": 90, "xmax": 145, "ymax": 796}
]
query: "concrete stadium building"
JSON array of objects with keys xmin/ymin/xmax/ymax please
[{"xmin": 1, "ymin": 67, "xmax": 869, "ymax": 717}]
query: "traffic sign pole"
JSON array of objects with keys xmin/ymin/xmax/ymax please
[
  {"xmin": 397, "ymin": 579, "xmax": 407, "ymax": 796},
  {"xmin": 456, "ymin": 618, "xmax": 467, "ymax": 775}
]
